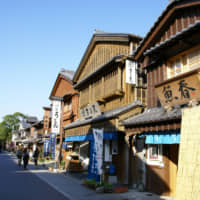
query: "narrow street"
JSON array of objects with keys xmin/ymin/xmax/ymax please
[{"xmin": 0, "ymin": 152, "xmax": 69, "ymax": 200}]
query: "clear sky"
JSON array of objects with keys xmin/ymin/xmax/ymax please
[{"xmin": 0, "ymin": 0, "xmax": 169, "ymax": 121}]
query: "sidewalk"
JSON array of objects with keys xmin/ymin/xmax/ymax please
[{"xmin": 10, "ymin": 152, "xmax": 173, "ymax": 200}]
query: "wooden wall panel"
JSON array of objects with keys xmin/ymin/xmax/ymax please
[
  {"xmin": 80, "ymin": 64, "xmax": 146, "ymax": 112},
  {"xmin": 79, "ymin": 43, "xmax": 129, "ymax": 82},
  {"xmin": 154, "ymin": 6, "xmax": 200, "ymax": 49},
  {"xmin": 146, "ymin": 145, "xmax": 170, "ymax": 196},
  {"xmin": 147, "ymin": 64, "xmax": 165, "ymax": 108},
  {"xmin": 54, "ymin": 79, "xmax": 75, "ymax": 97}
]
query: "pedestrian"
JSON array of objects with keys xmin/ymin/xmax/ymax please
[
  {"xmin": 23, "ymin": 148, "xmax": 29, "ymax": 170},
  {"xmin": 33, "ymin": 147, "xmax": 39, "ymax": 167},
  {"xmin": 16, "ymin": 147, "xmax": 23, "ymax": 166}
]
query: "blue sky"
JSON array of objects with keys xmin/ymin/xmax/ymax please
[{"xmin": 0, "ymin": 0, "xmax": 169, "ymax": 121}]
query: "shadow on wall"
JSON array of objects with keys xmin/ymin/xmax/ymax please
[{"xmin": 129, "ymin": 135, "xmax": 179, "ymax": 196}]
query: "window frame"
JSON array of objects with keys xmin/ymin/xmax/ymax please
[
  {"xmin": 64, "ymin": 99, "xmax": 72, "ymax": 113},
  {"xmin": 146, "ymin": 144, "xmax": 163, "ymax": 166},
  {"xmin": 167, "ymin": 45, "xmax": 200, "ymax": 79}
]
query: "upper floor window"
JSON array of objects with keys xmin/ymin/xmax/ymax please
[
  {"xmin": 167, "ymin": 47, "xmax": 200, "ymax": 79},
  {"xmin": 64, "ymin": 100, "xmax": 72, "ymax": 112}
]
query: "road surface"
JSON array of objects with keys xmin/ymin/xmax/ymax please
[{"xmin": 0, "ymin": 152, "xmax": 69, "ymax": 200}]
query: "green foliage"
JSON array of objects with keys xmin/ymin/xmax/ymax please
[
  {"xmin": 0, "ymin": 112, "xmax": 27, "ymax": 142},
  {"xmin": 103, "ymin": 183, "xmax": 112, "ymax": 189},
  {"xmin": 84, "ymin": 178, "xmax": 97, "ymax": 187},
  {"xmin": 0, "ymin": 123, "xmax": 9, "ymax": 141},
  {"xmin": 84, "ymin": 179, "xmax": 106, "ymax": 188},
  {"xmin": 39, "ymin": 157, "xmax": 45, "ymax": 163},
  {"xmin": 60, "ymin": 160, "xmax": 65, "ymax": 169}
]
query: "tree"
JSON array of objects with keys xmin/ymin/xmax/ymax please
[
  {"xmin": 0, "ymin": 123, "xmax": 9, "ymax": 141},
  {"xmin": 0, "ymin": 112, "xmax": 27, "ymax": 142}
]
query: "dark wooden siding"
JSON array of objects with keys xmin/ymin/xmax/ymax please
[
  {"xmin": 157, "ymin": 6, "xmax": 200, "ymax": 47},
  {"xmin": 147, "ymin": 64, "xmax": 165, "ymax": 108}
]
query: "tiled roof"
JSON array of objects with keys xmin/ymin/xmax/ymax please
[
  {"xmin": 73, "ymin": 32, "xmax": 142, "ymax": 82},
  {"xmin": 21, "ymin": 121, "xmax": 31, "ymax": 129},
  {"xmin": 123, "ymin": 106, "xmax": 181, "ymax": 126},
  {"xmin": 26, "ymin": 116, "xmax": 38, "ymax": 123},
  {"xmin": 144, "ymin": 20, "xmax": 200, "ymax": 56},
  {"xmin": 64, "ymin": 100, "xmax": 143, "ymax": 130},
  {"xmin": 134, "ymin": 0, "xmax": 183, "ymax": 57},
  {"xmin": 59, "ymin": 69, "xmax": 75, "ymax": 81}
]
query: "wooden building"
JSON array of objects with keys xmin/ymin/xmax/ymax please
[
  {"xmin": 123, "ymin": 0, "xmax": 200, "ymax": 197},
  {"xmin": 64, "ymin": 31, "xmax": 145, "ymax": 183},
  {"xmin": 49, "ymin": 69, "xmax": 79, "ymax": 127},
  {"xmin": 48, "ymin": 69, "xmax": 79, "ymax": 162}
]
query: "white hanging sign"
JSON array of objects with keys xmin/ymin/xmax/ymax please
[
  {"xmin": 93, "ymin": 128, "xmax": 103, "ymax": 175},
  {"xmin": 51, "ymin": 100, "xmax": 61, "ymax": 134},
  {"xmin": 125, "ymin": 60, "xmax": 137, "ymax": 85},
  {"xmin": 104, "ymin": 140, "xmax": 112, "ymax": 162}
]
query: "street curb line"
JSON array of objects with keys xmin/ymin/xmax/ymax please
[
  {"xmin": 33, "ymin": 172, "xmax": 74, "ymax": 200},
  {"xmin": 8, "ymin": 152, "xmax": 74, "ymax": 200}
]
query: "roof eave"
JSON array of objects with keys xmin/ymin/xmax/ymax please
[{"xmin": 73, "ymin": 33, "xmax": 142, "ymax": 83}]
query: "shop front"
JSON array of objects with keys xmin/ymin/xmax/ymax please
[
  {"xmin": 123, "ymin": 107, "xmax": 181, "ymax": 196},
  {"xmin": 65, "ymin": 131, "xmax": 118, "ymax": 181},
  {"xmin": 64, "ymin": 101, "xmax": 143, "ymax": 183}
]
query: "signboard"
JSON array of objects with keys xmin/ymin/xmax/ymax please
[
  {"xmin": 156, "ymin": 73, "xmax": 200, "ymax": 107},
  {"xmin": 126, "ymin": 60, "xmax": 137, "ymax": 85},
  {"xmin": 43, "ymin": 116, "xmax": 49, "ymax": 131},
  {"xmin": 50, "ymin": 133, "xmax": 56, "ymax": 160},
  {"xmin": 93, "ymin": 128, "xmax": 103, "ymax": 175},
  {"xmin": 51, "ymin": 100, "xmax": 61, "ymax": 134},
  {"xmin": 43, "ymin": 139, "xmax": 50, "ymax": 157},
  {"xmin": 104, "ymin": 140, "xmax": 112, "ymax": 162},
  {"xmin": 112, "ymin": 140, "xmax": 118, "ymax": 155},
  {"xmin": 80, "ymin": 102, "xmax": 101, "ymax": 120}
]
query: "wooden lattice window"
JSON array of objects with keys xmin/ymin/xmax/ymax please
[
  {"xmin": 104, "ymin": 68, "xmax": 118, "ymax": 96},
  {"xmin": 92, "ymin": 77, "xmax": 102, "ymax": 101},
  {"xmin": 167, "ymin": 46, "xmax": 200, "ymax": 79},
  {"xmin": 80, "ymin": 87, "xmax": 89, "ymax": 106}
]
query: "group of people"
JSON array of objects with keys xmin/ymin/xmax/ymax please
[{"xmin": 16, "ymin": 146, "xmax": 40, "ymax": 170}]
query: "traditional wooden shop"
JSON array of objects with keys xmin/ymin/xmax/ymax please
[
  {"xmin": 123, "ymin": 0, "xmax": 200, "ymax": 197},
  {"xmin": 48, "ymin": 69, "xmax": 79, "ymax": 161},
  {"xmin": 64, "ymin": 31, "xmax": 146, "ymax": 183}
]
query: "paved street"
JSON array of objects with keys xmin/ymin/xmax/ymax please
[
  {"xmin": 0, "ymin": 152, "xmax": 173, "ymax": 200},
  {"xmin": 0, "ymin": 152, "xmax": 69, "ymax": 200}
]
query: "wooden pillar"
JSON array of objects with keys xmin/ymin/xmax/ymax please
[{"xmin": 117, "ymin": 65, "xmax": 122, "ymax": 91}]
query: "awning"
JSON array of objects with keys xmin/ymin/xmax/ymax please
[
  {"xmin": 65, "ymin": 132, "xmax": 118, "ymax": 142},
  {"xmin": 138, "ymin": 130, "xmax": 180, "ymax": 144}
]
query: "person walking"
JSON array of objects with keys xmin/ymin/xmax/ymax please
[
  {"xmin": 16, "ymin": 147, "xmax": 23, "ymax": 166},
  {"xmin": 23, "ymin": 148, "xmax": 29, "ymax": 170},
  {"xmin": 33, "ymin": 147, "xmax": 39, "ymax": 167}
]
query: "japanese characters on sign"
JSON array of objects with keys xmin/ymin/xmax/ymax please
[
  {"xmin": 156, "ymin": 74, "xmax": 200, "ymax": 107},
  {"xmin": 162, "ymin": 80, "xmax": 196, "ymax": 104},
  {"xmin": 125, "ymin": 60, "xmax": 138, "ymax": 85},
  {"xmin": 51, "ymin": 100, "xmax": 61, "ymax": 134},
  {"xmin": 80, "ymin": 102, "xmax": 101, "ymax": 120},
  {"xmin": 50, "ymin": 133, "xmax": 56, "ymax": 160},
  {"xmin": 43, "ymin": 139, "xmax": 50, "ymax": 157},
  {"xmin": 92, "ymin": 128, "xmax": 103, "ymax": 175}
]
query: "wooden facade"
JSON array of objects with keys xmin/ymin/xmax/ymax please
[
  {"xmin": 43, "ymin": 107, "xmax": 51, "ymax": 135},
  {"xmin": 124, "ymin": 0, "xmax": 200, "ymax": 197},
  {"xmin": 49, "ymin": 70, "xmax": 79, "ymax": 127},
  {"xmin": 64, "ymin": 32, "xmax": 145, "ymax": 183}
]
